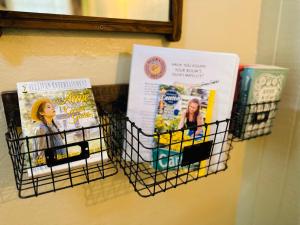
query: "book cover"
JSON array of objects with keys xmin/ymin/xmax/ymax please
[
  {"xmin": 17, "ymin": 79, "xmax": 107, "ymax": 177},
  {"xmin": 152, "ymin": 84, "xmax": 215, "ymax": 176},
  {"xmin": 230, "ymin": 65, "xmax": 245, "ymax": 137},
  {"xmin": 126, "ymin": 44, "xmax": 240, "ymax": 169},
  {"xmin": 235, "ymin": 65, "xmax": 288, "ymax": 138}
]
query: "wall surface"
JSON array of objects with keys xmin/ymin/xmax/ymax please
[
  {"xmin": 0, "ymin": 1, "xmax": 262, "ymax": 225},
  {"xmin": 236, "ymin": 0, "xmax": 300, "ymax": 224}
]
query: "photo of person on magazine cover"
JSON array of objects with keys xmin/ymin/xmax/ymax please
[
  {"xmin": 31, "ymin": 97, "xmax": 66, "ymax": 165},
  {"xmin": 178, "ymin": 98, "xmax": 204, "ymax": 138}
]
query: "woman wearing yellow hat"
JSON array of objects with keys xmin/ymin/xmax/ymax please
[{"xmin": 31, "ymin": 98, "xmax": 66, "ymax": 165}]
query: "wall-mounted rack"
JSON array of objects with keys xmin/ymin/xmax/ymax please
[{"xmin": 1, "ymin": 84, "xmax": 281, "ymax": 198}]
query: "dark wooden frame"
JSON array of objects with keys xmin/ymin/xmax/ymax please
[{"xmin": 0, "ymin": 0, "xmax": 182, "ymax": 41}]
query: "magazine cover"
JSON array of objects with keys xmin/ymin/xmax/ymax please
[
  {"xmin": 17, "ymin": 79, "xmax": 107, "ymax": 177},
  {"xmin": 152, "ymin": 84, "xmax": 215, "ymax": 176}
]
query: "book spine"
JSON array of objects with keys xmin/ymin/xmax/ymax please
[
  {"xmin": 234, "ymin": 68, "xmax": 252, "ymax": 138},
  {"xmin": 230, "ymin": 65, "xmax": 244, "ymax": 135}
]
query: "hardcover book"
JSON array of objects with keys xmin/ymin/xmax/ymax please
[
  {"xmin": 233, "ymin": 65, "xmax": 288, "ymax": 138},
  {"xmin": 17, "ymin": 78, "xmax": 107, "ymax": 177},
  {"xmin": 152, "ymin": 84, "xmax": 215, "ymax": 175}
]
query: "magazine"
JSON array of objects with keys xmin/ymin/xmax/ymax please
[
  {"xmin": 17, "ymin": 79, "xmax": 107, "ymax": 178},
  {"xmin": 152, "ymin": 84, "xmax": 215, "ymax": 175},
  {"xmin": 126, "ymin": 44, "xmax": 240, "ymax": 172}
]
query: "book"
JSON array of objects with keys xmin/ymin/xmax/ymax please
[
  {"xmin": 152, "ymin": 84, "xmax": 215, "ymax": 175},
  {"xmin": 17, "ymin": 79, "xmax": 108, "ymax": 178},
  {"xmin": 126, "ymin": 44, "xmax": 240, "ymax": 172},
  {"xmin": 229, "ymin": 65, "xmax": 245, "ymax": 134},
  {"xmin": 233, "ymin": 65, "xmax": 288, "ymax": 139}
]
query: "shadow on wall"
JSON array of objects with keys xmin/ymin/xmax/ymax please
[
  {"xmin": 0, "ymin": 98, "xmax": 19, "ymax": 203},
  {"xmin": 116, "ymin": 52, "xmax": 131, "ymax": 84},
  {"xmin": 83, "ymin": 173, "xmax": 132, "ymax": 206}
]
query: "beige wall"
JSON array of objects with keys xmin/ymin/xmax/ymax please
[
  {"xmin": 236, "ymin": 0, "xmax": 300, "ymax": 225},
  {"xmin": 0, "ymin": 1, "xmax": 262, "ymax": 225}
]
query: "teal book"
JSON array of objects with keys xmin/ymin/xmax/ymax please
[{"xmin": 234, "ymin": 65, "xmax": 288, "ymax": 139}]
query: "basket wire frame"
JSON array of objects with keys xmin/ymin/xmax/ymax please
[
  {"xmin": 4, "ymin": 98, "xmax": 280, "ymax": 198},
  {"xmin": 106, "ymin": 111, "xmax": 233, "ymax": 197},
  {"xmin": 230, "ymin": 100, "xmax": 280, "ymax": 141},
  {"xmin": 5, "ymin": 113, "xmax": 118, "ymax": 198}
]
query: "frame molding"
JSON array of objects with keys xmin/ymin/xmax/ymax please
[{"xmin": 0, "ymin": 0, "xmax": 182, "ymax": 41}]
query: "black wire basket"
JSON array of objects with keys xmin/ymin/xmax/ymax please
[
  {"xmin": 6, "ymin": 113, "xmax": 118, "ymax": 198},
  {"xmin": 4, "ymin": 107, "xmax": 118, "ymax": 199},
  {"xmin": 106, "ymin": 111, "xmax": 233, "ymax": 197},
  {"xmin": 2, "ymin": 82, "xmax": 281, "ymax": 199},
  {"xmin": 230, "ymin": 100, "xmax": 280, "ymax": 140}
]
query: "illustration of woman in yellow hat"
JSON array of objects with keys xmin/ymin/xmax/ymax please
[{"xmin": 31, "ymin": 98, "xmax": 66, "ymax": 164}]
